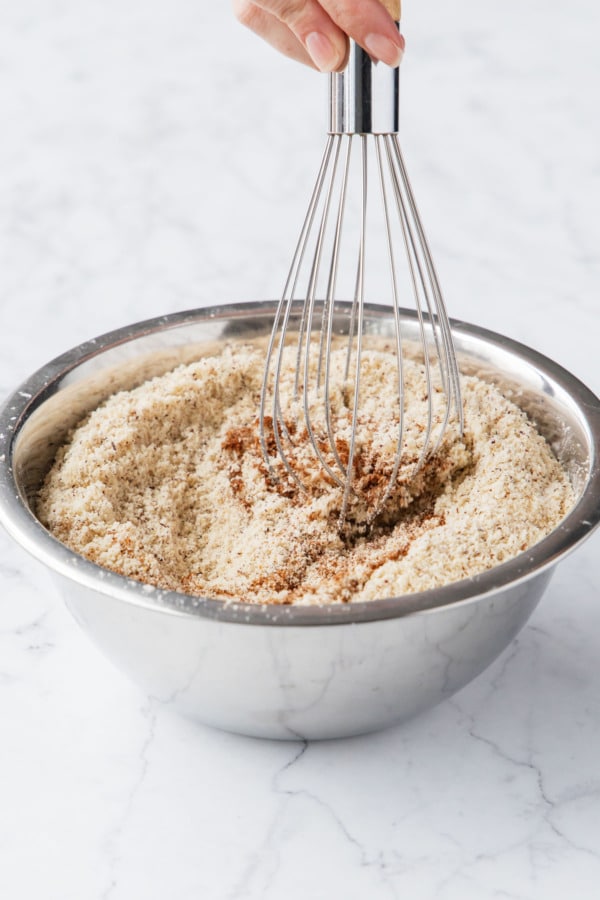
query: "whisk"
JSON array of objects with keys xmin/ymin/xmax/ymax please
[{"xmin": 259, "ymin": 0, "xmax": 463, "ymax": 523}]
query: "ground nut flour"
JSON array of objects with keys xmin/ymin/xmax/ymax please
[{"xmin": 37, "ymin": 342, "xmax": 574, "ymax": 605}]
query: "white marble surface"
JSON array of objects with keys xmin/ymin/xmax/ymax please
[{"xmin": 1, "ymin": 0, "xmax": 600, "ymax": 897}]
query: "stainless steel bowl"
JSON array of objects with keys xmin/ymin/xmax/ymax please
[{"xmin": 1, "ymin": 302, "xmax": 599, "ymax": 740}]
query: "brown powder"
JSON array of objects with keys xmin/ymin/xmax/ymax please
[{"xmin": 36, "ymin": 342, "xmax": 574, "ymax": 605}]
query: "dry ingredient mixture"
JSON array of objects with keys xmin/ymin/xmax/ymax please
[{"xmin": 37, "ymin": 342, "xmax": 574, "ymax": 604}]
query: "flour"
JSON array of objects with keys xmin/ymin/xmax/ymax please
[{"xmin": 37, "ymin": 341, "xmax": 574, "ymax": 604}]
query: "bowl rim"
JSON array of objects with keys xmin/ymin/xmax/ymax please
[{"xmin": 1, "ymin": 300, "xmax": 600, "ymax": 626}]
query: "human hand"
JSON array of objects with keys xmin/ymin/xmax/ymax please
[{"xmin": 232, "ymin": 0, "xmax": 404, "ymax": 73}]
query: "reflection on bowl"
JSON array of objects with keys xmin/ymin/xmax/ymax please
[{"xmin": 1, "ymin": 302, "xmax": 599, "ymax": 740}]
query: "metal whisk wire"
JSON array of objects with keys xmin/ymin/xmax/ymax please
[{"xmin": 259, "ymin": 27, "xmax": 463, "ymax": 523}]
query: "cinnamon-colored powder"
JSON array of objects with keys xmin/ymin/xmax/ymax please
[{"xmin": 37, "ymin": 342, "xmax": 574, "ymax": 604}]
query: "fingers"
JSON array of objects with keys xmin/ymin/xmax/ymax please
[
  {"xmin": 235, "ymin": 0, "xmax": 349, "ymax": 72},
  {"xmin": 234, "ymin": 0, "xmax": 406, "ymax": 72},
  {"xmin": 320, "ymin": 0, "xmax": 404, "ymax": 67},
  {"xmin": 233, "ymin": 0, "xmax": 316, "ymax": 67}
]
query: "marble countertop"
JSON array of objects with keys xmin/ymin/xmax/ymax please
[{"xmin": 1, "ymin": 1, "xmax": 599, "ymax": 897}]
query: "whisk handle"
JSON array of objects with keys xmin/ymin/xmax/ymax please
[
  {"xmin": 380, "ymin": 0, "xmax": 401, "ymax": 19},
  {"xmin": 328, "ymin": 1, "xmax": 401, "ymax": 135}
]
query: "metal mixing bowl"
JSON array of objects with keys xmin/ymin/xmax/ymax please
[{"xmin": 1, "ymin": 302, "xmax": 599, "ymax": 740}]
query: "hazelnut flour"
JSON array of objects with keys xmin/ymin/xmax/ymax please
[{"xmin": 37, "ymin": 342, "xmax": 574, "ymax": 605}]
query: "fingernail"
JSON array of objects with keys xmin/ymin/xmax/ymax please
[
  {"xmin": 364, "ymin": 33, "xmax": 404, "ymax": 67},
  {"xmin": 306, "ymin": 32, "xmax": 340, "ymax": 72}
]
